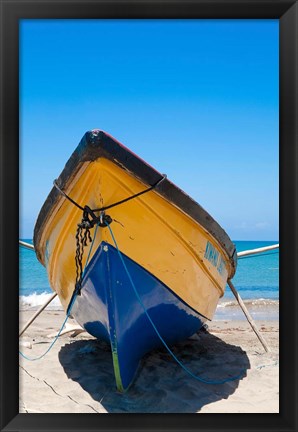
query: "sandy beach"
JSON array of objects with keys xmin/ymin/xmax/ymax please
[{"xmin": 19, "ymin": 309, "xmax": 279, "ymax": 414}]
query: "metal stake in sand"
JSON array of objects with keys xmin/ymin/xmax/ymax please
[
  {"xmin": 19, "ymin": 292, "xmax": 58, "ymax": 337},
  {"xmin": 19, "ymin": 240, "xmax": 58, "ymax": 337},
  {"xmin": 227, "ymin": 280, "xmax": 271, "ymax": 353},
  {"xmin": 227, "ymin": 243, "xmax": 279, "ymax": 352}
]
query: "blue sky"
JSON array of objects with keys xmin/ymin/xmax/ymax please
[{"xmin": 20, "ymin": 19, "xmax": 279, "ymax": 240}]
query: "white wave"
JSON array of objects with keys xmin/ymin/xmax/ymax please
[
  {"xmin": 217, "ymin": 301, "xmax": 236, "ymax": 308},
  {"xmin": 217, "ymin": 298, "xmax": 279, "ymax": 308},
  {"xmin": 19, "ymin": 292, "xmax": 63, "ymax": 310}
]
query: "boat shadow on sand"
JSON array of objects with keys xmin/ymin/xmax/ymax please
[{"xmin": 58, "ymin": 328, "xmax": 250, "ymax": 413}]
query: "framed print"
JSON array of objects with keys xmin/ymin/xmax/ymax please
[{"xmin": 0, "ymin": 1, "xmax": 297, "ymax": 431}]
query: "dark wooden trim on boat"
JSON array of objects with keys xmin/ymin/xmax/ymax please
[{"xmin": 33, "ymin": 130, "xmax": 237, "ymax": 275}]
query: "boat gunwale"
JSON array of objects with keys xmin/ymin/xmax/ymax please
[{"xmin": 33, "ymin": 130, "xmax": 237, "ymax": 277}]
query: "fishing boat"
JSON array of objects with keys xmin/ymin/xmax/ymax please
[{"xmin": 33, "ymin": 129, "xmax": 237, "ymax": 391}]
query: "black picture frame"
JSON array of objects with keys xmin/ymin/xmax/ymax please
[{"xmin": 1, "ymin": 1, "xmax": 297, "ymax": 431}]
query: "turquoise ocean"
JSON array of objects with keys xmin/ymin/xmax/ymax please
[{"xmin": 19, "ymin": 240, "xmax": 279, "ymax": 321}]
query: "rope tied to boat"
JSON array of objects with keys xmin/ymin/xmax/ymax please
[
  {"xmin": 54, "ymin": 174, "xmax": 166, "ymax": 302},
  {"xmin": 53, "ymin": 174, "xmax": 167, "ymax": 215}
]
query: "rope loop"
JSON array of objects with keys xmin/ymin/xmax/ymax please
[
  {"xmin": 79, "ymin": 206, "xmax": 112, "ymax": 229},
  {"xmin": 53, "ymin": 174, "xmax": 167, "ymax": 215}
]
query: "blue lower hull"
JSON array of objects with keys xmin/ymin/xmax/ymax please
[{"xmin": 71, "ymin": 242, "xmax": 205, "ymax": 391}]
